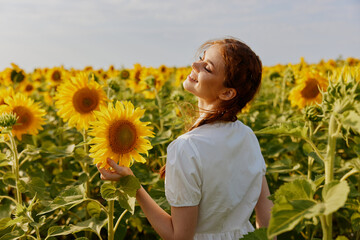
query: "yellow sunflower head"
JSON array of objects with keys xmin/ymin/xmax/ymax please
[
  {"xmin": 19, "ymin": 80, "xmax": 40, "ymax": 96},
  {"xmin": 89, "ymin": 101, "xmax": 154, "ymax": 169},
  {"xmin": 288, "ymin": 71, "xmax": 329, "ymax": 109},
  {"xmin": 54, "ymin": 72, "xmax": 108, "ymax": 131},
  {"xmin": 0, "ymin": 93, "xmax": 46, "ymax": 140},
  {"xmin": 46, "ymin": 67, "xmax": 66, "ymax": 86},
  {"xmin": 0, "ymin": 87, "xmax": 14, "ymax": 106},
  {"xmin": 2, "ymin": 64, "xmax": 27, "ymax": 86}
]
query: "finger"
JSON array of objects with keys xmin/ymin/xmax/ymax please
[
  {"xmin": 98, "ymin": 168, "xmax": 121, "ymax": 181},
  {"xmin": 107, "ymin": 158, "xmax": 126, "ymax": 174}
]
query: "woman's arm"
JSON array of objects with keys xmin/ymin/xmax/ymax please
[
  {"xmin": 254, "ymin": 175, "xmax": 273, "ymax": 228},
  {"xmin": 98, "ymin": 158, "xmax": 198, "ymax": 240}
]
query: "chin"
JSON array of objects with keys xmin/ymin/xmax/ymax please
[{"xmin": 183, "ymin": 80, "xmax": 193, "ymax": 93}]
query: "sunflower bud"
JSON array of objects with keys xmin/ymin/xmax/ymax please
[
  {"xmin": 107, "ymin": 78, "xmax": 121, "ymax": 92},
  {"xmin": 283, "ymin": 67, "xmax": 295, "ymax": 84},
  {"xmin": 305, "ymin": 106, "xmax": 323, "ymax": 122},
  {"xmin": 120, "ymin": 69, "xmax": 130, "ymax": 80},
  {"xmin": 269, "ymin": 71, "xmax": 281, "ymax": 81},
  {"xmin": 0, "ymin": 112, "xmax": 18, "ymax": 128}
]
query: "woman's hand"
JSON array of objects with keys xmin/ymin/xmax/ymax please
[{"xmin": 97, "ymin": 158, "xmax": 134, "ymax": 181}]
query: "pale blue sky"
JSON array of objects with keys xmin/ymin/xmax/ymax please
[{"xmin": 0, "ymin": 0, "xmax": 359, "ymax": 71}]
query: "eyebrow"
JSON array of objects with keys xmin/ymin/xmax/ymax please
[{"xmin": 203, "ymin": 51, "xmax": 216, "ymax": 71}]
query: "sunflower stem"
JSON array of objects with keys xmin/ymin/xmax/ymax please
[
  {"xmin": 83, "ymin": 129, "xmax": 91, "ymax": 240},
  {"xmin": 108, "ymin": 181, "xmax": 115, "ymax": 240},
  {"xmin": 280, "ymin": 74, "xmax": 287, "ymax": 112},
  {"xmin": 307, "ymin": 121, "xmax": 314, "ymax": 181},
  {"xmin": 154, "ymin": 88, "xmax": 164, "ymax": 135},
  {"xmin": 322, "ymin": 113, "xmax": 338, "ymax": 240},
  {"xmin": 8, "ymin": 131, "xmax": 22, "ymax": 206},
  {"xmin": 82, "ymin": 129, "xmax": 90, "ymax": 198}
]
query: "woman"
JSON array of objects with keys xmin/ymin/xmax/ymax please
[{"xmin": 98, "ymin": 37, "xmax": 274, "ymax": 239}]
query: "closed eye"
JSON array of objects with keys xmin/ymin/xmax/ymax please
[{"xmin": 199, "ymin": 56, "xmax": 211, "ymax": 73}]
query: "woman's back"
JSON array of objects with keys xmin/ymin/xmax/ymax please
[{"xmin": 165, "ymin": 120, "xmax": 266, "ymax": 239}]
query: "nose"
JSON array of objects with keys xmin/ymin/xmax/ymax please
[{"xmin": 192, "ymin": 61, "xmax": 200, "ymax": 73}]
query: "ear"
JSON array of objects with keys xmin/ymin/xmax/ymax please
[{"xmin": 219, "ymin": 88, "xmax": 237, "ymax": 101}]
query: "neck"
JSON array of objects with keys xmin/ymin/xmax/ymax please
[{"xmin": 197, "ymin": 98, "xmax": 221, "ymax": 115}]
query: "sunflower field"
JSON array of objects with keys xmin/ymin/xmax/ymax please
[{"xmin": 0, "ymin": 57, "xmax": 359, "ymax": 240}]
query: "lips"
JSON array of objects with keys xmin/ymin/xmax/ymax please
[{"xmin": 188, "ymin": 72, "xmax": 198, "ymax": 83}]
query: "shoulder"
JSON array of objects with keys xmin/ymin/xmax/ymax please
[{"xmin": 167, "ymin": 134, "xmax": 200, "ymax": 160}]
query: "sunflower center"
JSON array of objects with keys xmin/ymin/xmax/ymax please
[
  {"xmin": 52, "ymin": 71, "xmax": 61, "ymax": 82},
  {"xmin": 108, "ymin": 120, "xmax": 137, "ymax": 154},
  {"xmin": 12, "ymin": 106, "xmax": 33, "ymax": 130},
  {"xmin": 121, "ymin": 70, "xmax": 130, "ymax": 80},
  {"xmin": 134, "ymin": 71, "xmax": 141, "ymax": 84},
  {"xmin": 25, "ymin": 84, "xmax": 34, "ymax": 92},
  {"xmin": 300, "ymin": 78, "xmax": 320, "ymax": 99},
  {"xmin": 72, "ymin": 88, "xmax": 100, "ymax": 114}
]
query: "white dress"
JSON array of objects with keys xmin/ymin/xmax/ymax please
[{"xmin": 165, "ymin": 120, "xmax": 266, "ymax": 240}]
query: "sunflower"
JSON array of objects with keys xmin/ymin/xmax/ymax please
[
  {"xmin": 128, "ymin": 63, "xmax": 147, "ymax": 93},
  {"xmin": 288, "ymin": 71, "xmax": 328, "ymax": 109},
  {"xmin": 2, "ymin": 63, "xmax": 27, "ymax": 86},
  {"xmin": 120, "ymin": 69, "xmax": 130, "ymax": 80},
  {"xmin": 19, "ymin": 80, "xmax": 39, "ymax": 96},
  {"xmin": 89, "ymin": 101, "xmax": 154, "ymax": 169},
  {"xmin": 0, "ymin": 93, "xmax": 46, "ymax": 140},
  {"xmin": 54, "ymin": 72, "xmax": 108, "ymax": 130},
  {"xmin": 46, "ymin": 67, "xmax": 66, "ymax": 86},
  {"xmin": 0, "ymin": 87, "xmax": 14, "ymax": 106}
]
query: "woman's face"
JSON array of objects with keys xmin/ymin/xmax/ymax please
[{"xmin": 183, "ymin": 44, "xmax": 227, "ymax": 105}]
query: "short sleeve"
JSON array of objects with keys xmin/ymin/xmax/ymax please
[{"xmin": 165, "ymin": 138, "xmax": 202, "ymax": 207}]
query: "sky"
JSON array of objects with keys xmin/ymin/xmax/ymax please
[{"xmin": 0, "ymin": 0, "xmax": 359, "ymax": 72}]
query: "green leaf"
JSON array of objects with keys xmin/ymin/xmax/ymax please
[
  {"xmin": 38, "ymin": 184, "xmax": 86, "ymax": 215},
  {"xmin": 274, "ymin": 178, "xmax": 316, "ymax": 203},
  {"xmin": 151, "ymin": 129, "xmax": 172, "ymax": 146},
  {"xmin": 100, "ymin": 176, "xmax": 140, "ymax": 214},
  {"xmin": 45, "ymin": 217, "xmax": 106, "ymax": 240},
  {"xmin": 0, "ymin": 229, "xmax": 25, "ymax": 240},
  {"xmin": 242, "ymin": 228, "xmax": 268, "ymax": 240},
  {"xmin": 3, "ymin": 172, "xmax": 16, "ymax": 187},
  {"xmin": 100, "ymin": 183, "xmax": 117, "ymax": 201},
  {"xmin": 0, "ymin": 153, "xmax": 11, "ymax": 167},
  {"xmin": 116, "ymin": 175, "xmax": 141, "ymax": 214},
  {"xmin": 351, "ymin": 212, "xmax": 360, "ymax": 231},
  {"xmin": 268, "ymin": 197, "xmax": 319, "ymax": 239},
  {"xmin": 40, "ymin": 142, "xmax": 75, "ymax": 159},
  {"xmin": 335, "ymin": 236, "xmax": 349, "ymax": 240},
  {"xmin": 255, "ymin": 122, "xmax": 308, "ymax": 139},
  {"xmin": 322, "ymin": 181, "xmax": 350, "ymax": 215},
  {"xmin": 0, "ymin": 153, "xmax": 6, "ymax": 161},
  {"xmin": 0, "ymin": 217, "xmax": 25, "ymax": 230},
  {"xmin": 18, "ymin": 180, "xmax": 27, "ymax": 193},
  {"xmin": 87, "ymin": 201, "xmax": 101, "ymax": 218},
  {"xmin": 313, "ymin": 176, "xmax": 325, "ymax": 187},
  {"xmin": 341, "ymin": 110, "xmax": 360, "ymax": 134}
]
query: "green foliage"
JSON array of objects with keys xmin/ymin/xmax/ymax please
[
  {"xmin": 101, "ymin": 175, "xmax": 141, "ymax": 214},
  {"xmin": 242, "ymin": 228, "xmax": 268, "ymax": 240},
  {"xmin": 0, "ymin": 64, "xmax": 359, "ymax": 239},
  {"xmin": 268, "ymin": 180, "xmax": 350, "ymax": 238},
  {"xmin": 45, "ymin": 217, "xmax": 106, "ymax": 240}
]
